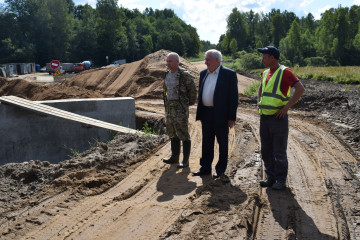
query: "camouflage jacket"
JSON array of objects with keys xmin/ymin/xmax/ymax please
[{"xmin": 163, "ymin": 67, "xmax": 197, "ymax": 113}]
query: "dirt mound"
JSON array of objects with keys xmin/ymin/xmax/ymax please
[
  {"xmin": 0, "ymin": 133, "xmax": 167, "ymax": 214},
  {"xmin": 0, "ymin": 77, "xmax": 104, "ymax": 100},
  {"xmin": 62, "ymin": 50, "xmax": 200, "ymax": 99}
]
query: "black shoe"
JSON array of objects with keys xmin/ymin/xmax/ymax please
[
  {"xmin": 213, "ymin": 172, "xmax": 230, "ymax": 183},
  {"xmin": 213, "ymin": 172, "xmax": 222, "ymax": 178},
  {"xmin": 163, "ymin": 155, "xmax": 179, "ymax": 164},
  {"xmin": 177, "ymin": 161, "xmax": 189, "ymax": 168},
  {"xmin": 260, "ymin": 178, "xmax": 276, "ymax": 187},
  {"xmin": 272, "ymin": 180, "xmax": 286, "ymax": 190},
  {"xmin": 192, "ymin": 170, "xmax": 211, "ymax": 176}
]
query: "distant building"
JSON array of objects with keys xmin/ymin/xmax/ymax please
[
  {"xmin": 0, "ymin": 63, "xmax": 36, "ymax": 78},
  {"xmin": 111, "ymin": 59, "xmax": 126, "ymax": 66}
]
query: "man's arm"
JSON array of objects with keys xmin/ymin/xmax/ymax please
[
  {"xmin": 228, "ymin": 71, "xmax": 238, "ymax": 128},
  {"xmin": 275, "ymin": 81, "xmax": 305, "ymax": 118},
  {"xmin": 185, "ymin": 73, "xmax": 197, "ymax": 106},
  {"xmin": 257, "ymin": 83, "xmax": 262, "ymax": 106}
]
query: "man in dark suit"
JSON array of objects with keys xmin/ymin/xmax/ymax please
[{"xmin": 193, "ymin": 49, "xmax": 238, "ymax": 180}]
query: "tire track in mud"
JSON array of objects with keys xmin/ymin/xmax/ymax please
[
  {"xmin": 238, "ymin": 109, "xmax": 358, "ymax": 240},
  {"xmin": 21, "ymin": 105, "xmax": 206, "ymax": 240}
]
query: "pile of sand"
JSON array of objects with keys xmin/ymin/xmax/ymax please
[
  {"xmin": 0, "ymin": 50, "xmax": 199, "ymax": 101},
  {"xmin": 0, "ymin": 77, "xmax": 104, "ymax": 101},
  {"xmin": 62, "ymin": 49, "xmax": 200, "ymax": 99}
]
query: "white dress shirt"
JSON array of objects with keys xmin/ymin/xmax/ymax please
[{"xmin": 202, "ymin": 65, "xmax": 220, "ymax": 107}]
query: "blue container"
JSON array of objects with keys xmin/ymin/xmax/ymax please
[
  {"xmin": 82, "ymin": 61, "xmax": 91, "ymax": 70},
  {"xmin": 35, "ymin": 64, "xmax": 40, "ymax": 72}
]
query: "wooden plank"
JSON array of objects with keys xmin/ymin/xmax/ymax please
[{"xmin": 0, "ymin": 96, "xmax": 138, "ymax": 134}]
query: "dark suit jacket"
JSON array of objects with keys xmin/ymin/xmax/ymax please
[{"xmin": 196, "ymin": 65, "xmax": 238, "ymax": 126}]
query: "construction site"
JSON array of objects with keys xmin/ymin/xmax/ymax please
[{"xmin": 0, "ymin": 50, "xmax": 359, "ymax": 239}]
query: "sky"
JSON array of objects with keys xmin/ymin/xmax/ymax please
[{"xmin": 2, "ymin": 0, "xmax": 360, "ymax": 43}]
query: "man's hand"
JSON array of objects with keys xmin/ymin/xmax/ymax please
[
  {"xmin": 275, "ymin": 106, "xmax": 289, "ymax": 118},
  {"xmin": 275, "ymin": 81, "xmax": 305, "ymax": 119},
  {"xmin": 228, "ymin": 120, "xmax": 235, "ymax": 128}
]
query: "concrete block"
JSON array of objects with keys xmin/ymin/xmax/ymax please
[{"xmin": 0, "ymin": 97, "xmax": 135, "ymax": 165}]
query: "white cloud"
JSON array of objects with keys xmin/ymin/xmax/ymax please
[
  {"xmin": 299, "ymin": 0, "xmax": 314, "ymax": 8},
  {"xmin": 159, "ymin": 0, "xmax": 281, "ymax": 43},
  {"xmin": 314, "ymin": 5, "xmax": 331, "ymax": 20},
  {"xmin": 118, "ymin": 0, "xmax": 147, "ymax": 11},
  {"xmin": 354, "ymin": 0, "xmax": 360, "ymax": 5}
]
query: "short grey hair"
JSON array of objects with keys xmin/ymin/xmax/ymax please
[
  {"xmin": 205, "ymin": 49, "xmax": 222, "ymax": 62},
  {"xmin": 167, "ymin": 52, "xmax": 180, "ymax": 62}
]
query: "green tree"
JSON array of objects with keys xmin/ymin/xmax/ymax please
[
  {"xmin": 96, "ymin": 0, "xmax": 125, "ymax": 65},
  {"xmin": 141, "ymin": 34, "xmax": 153, "ymax": 56},
  {"xmin": 229, "ymin": 38, "xmax": 238, "ymax": 55},
  {"xmin": 71, "ymin": 4, "xmax": 97, "ymax": 62},
  {"xmin": 218, "ymin": 34, "xmax": 230, "ymax": 54},
  {"xmin": 280, "ymin": 18, "xmax": 302, "ymax": 64},
  {"xmin": 47, "ymin": 0, "xmax": 74, "ymax": 61},
  {"xmin": 227, "ymin": 8, "xmax": 248, "ymax": 50},
  {"xmin": 271, "ymin": 11, "xmax": 286, "ymax": 47},
  {"xmin": 126, "ymin": 20, "xmax": 140, "ymax": 61}
]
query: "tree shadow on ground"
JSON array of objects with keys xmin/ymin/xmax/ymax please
[
  {"xmin": 266, "ymin": 188, "xmax": 338, "ymax": 239},
  {"xmin": 156, "ymin": 164, "xmax": 196, "ymax": 202},
  {"xmin": 195, "ymin": 175, "xmax": 248, "ymax": 211}
]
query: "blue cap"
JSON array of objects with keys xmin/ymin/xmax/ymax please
[{"xmin": 257, "ymin": 46, "xmax": 280, "ymax": 60}]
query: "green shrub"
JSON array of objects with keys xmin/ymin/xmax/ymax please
[
  {"xmin": 305, "ymin": 57, "xmax": 327, "ymax": 66},
  {"xmin": 244, "ymin": 81, "xmax": 260, "ymax": 95},
  {"xmin": 239, "ymin": 53, "xmax": 263, "ymax": 71}
]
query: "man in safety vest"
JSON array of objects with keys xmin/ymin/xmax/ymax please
[{"xmin": 257, "ymin": 46, "xmax": 305, "ymax": 190}]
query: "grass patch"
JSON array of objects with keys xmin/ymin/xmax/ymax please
[
  {"xmin": 253, "ymin": 66, "xmax": 360, "ymax": 84},
  {"xmin": 185, "ymin": 53, "xmax": 233, "ymax": 63},
  {"xmin": 244, "ymin": 81, "xmax": 260, "ymax": 95},
  {"xmin": 185, "ymin": 53, "xmax": 205, "ymax": 62}
]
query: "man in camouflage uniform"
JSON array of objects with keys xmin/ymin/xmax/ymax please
[{"xmin": 163, "ymin": 52, "xmax": 197, "ymax": 168}]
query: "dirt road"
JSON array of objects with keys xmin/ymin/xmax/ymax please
[
  {"xmin": 2, "ymin": 100, "xmax": 359, "ymax": 239},
  {"xmin": 1, "ymin": 51, "xmax": 359, "ymax": 239}
]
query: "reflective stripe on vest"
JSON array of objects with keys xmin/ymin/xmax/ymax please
[{"xmin": 259, "ymin": 65, "xmax": 290, "ymax": 115}]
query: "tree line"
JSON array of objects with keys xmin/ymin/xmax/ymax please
[
  {"xmin": 218, "ymin": 5, "xmax": 360, "ymax": 66},
  {"xmin": 0, "ymin": 0, "xmax": 201, "ymax": 66}
]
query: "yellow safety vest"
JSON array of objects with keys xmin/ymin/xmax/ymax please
[{"xmin": 259, "ymin": 65, "xmax": 290, "ymax": 115}]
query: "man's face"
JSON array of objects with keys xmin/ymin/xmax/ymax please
[
  {"xmin": 261, "ymin": 53, "xmax": 274, "ymax": 67},
  {"xmin": 166, "ymin": 55, "xmax": 179, "ymax": 73},
  {"xmin": 205, "ymin": 53, "xmax": 220, "ymax": 72}
]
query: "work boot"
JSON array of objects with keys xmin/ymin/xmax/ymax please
[
  {"xmin": 260, "ymin": 178, "xmax": 276, "ymax": 187},
  {"xmin": 178, "ymin": 140, "xmax": 191, "ymax": 168},
  {"xmin": 272, "ymin": 180, "xmax": 286, "ymax": 190},
  {"xmin": 163, "ymin": 138, "xmax": 180, "ymax": 164}
]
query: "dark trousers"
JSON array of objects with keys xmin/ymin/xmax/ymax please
[
  {"xmin": 200, "ymin": 107, "xmax": 229, "ymax": 174},
  {"xmin": 260, "ymin": 114, "xmax": 289, "ymax": 182}
]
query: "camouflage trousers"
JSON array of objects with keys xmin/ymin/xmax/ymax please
[{"xmin": 165, "ymin": 101, "xmax": 190, "ymax": 141}]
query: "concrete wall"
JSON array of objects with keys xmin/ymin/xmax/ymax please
[{"xmin": 0, "ymin": 97, "xmax": 135, "ymax": 165}]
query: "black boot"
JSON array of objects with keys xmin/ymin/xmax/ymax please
[
  {"xmin": 178, "ymin": 140, "xmax": 191, "ymax": 168},
  {"xmin": 163, "ymin": 138, "xmax": 180, "ymax": 164}
]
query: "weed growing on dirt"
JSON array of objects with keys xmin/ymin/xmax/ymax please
[
  {"xmin": 108, "ymin": 130, "xmax": 116, "ymax": 140},
  {"xmin": 70, "ymin": 148, "xmax": 80, "ymax": 157},
  {"xmin": 140, "ymin": 122, "xmax": 156, "ymax": 137},
  {"xmin": 88, "ymin": 138, "xmax": 99, "ymax": 148}
]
